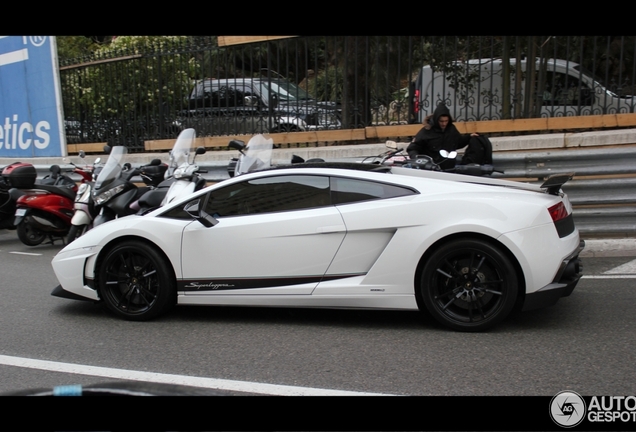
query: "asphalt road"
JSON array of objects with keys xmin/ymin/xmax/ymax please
[{"xmin": 1, "ymin": 229, "xmax": 635, "ymax": 428}]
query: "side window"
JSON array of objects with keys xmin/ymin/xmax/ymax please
[
  {"xmin": 542, "ymin": 72, "xmax": 592, "ymax": 106},
  {"xmin": 205, "ymin": 175, "xmax": 331, "ymax": 217},
  {"xmin": 330, "ymin": 177, "xmax": 417, "ymax": 205}
]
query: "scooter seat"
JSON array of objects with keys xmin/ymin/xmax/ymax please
[{"xmin": 33, "ymin": 183, "xmax": 77, "ymax": 201}]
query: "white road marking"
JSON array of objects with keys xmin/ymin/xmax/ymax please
[
  {"xmin": 581, "ymin": 258, "xmax": 636, "ymax": 278},
  {"xmin": 603, "ymin": 258, "xmax": 636, "ymax": 275},
  {"xmin": 0, "ymin": 354, "xmax": 389, "ymax": 396},
  {"xmin": 9, "ymin": 251, "xmax": 42, "ymax": 256}
]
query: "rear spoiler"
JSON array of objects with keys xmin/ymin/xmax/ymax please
[{"xmin": 540, "ymin": 172, "xmax": 574, "ymax": 195}]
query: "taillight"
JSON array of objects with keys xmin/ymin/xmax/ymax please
[
  {"xmin": 548, "ymin": 202, "xmax": 568, "ymax": 222},
  {"xmin": 414, "ymin": 89, "xmax": 420, "ymax": 114}
]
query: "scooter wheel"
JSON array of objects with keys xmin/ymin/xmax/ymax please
[
  {"xmin": 67, "ymin": 224, "xmax": 88, "ymax": 243},
  {"xmin": 17, "ymin": 222, "xmax": 46, "ymax": 246}
]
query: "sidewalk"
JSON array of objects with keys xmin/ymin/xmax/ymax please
[{"xmin": 580, "ymin": 239, "xmax": 636, "ymax": 257}]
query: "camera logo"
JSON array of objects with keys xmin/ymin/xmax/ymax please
[{"xmin": 550, "ymin": 390, "xmax": 586, "ymax": 427}]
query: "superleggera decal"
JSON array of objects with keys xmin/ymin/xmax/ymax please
[{"xmin": 177, "ymin": 273, "xmax": 365, "ymax": 291}]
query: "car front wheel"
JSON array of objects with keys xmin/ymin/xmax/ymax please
[
  {"xmin": 420, "ymin": 239, "xmax": 518, "ymax": 332},
  {"xmin": 97, "ymin": 240, "xmax": 176, "ymax": 321}
]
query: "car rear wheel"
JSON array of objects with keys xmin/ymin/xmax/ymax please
[
  {"xmin": 97, "ymin": 240, "xmax": 176, "ymax": 321},
  {"xmin": 420, "ymin": 239, "xmax": 518, "ymax": 332}
]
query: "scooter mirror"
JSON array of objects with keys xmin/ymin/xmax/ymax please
[
  {"xmin": 439, "ymin": 150, "xmax": 458, "ymax": 159},
  {"xmin": 228, "ymin": 140, "xmax": 246, "ymax": 152}
]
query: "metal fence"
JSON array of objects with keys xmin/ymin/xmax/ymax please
[{"xmin": 59, "ymin": 36, "xmax": 636, "ymax": 152}]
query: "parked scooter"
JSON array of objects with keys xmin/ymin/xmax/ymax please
[
  {"xmin": 91, "ymin": 145, "xmax": 167, "ymax": 228},
  {"xmin": 0, "ymin": 165, "xmax": 20, "ymax": 231},
  {"xmin": 66, "ymin": 152, "xmax": 104, "ymax": 243},
  {"xmin": 227, "ymin": 134, "xmax": 274, "ymax": 177},
  {"xmin": 132, "ymin": 128, "xmax": 207, "ymax": 215},
  {"xmin": 11, "ymin": 163, "xmax": 89, "ymax": 246}
]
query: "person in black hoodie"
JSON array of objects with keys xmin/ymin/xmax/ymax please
[{"xmin": 406, "ymin": 102, "xmax": 478, "ymax": 170}]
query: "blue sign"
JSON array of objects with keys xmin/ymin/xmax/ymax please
[{"xmin": 0, "ymin": 36, "xmax": 65, "ymax": 158}]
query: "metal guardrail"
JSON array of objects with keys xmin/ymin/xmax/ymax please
[
  {"xmin": 491, "ymin": 146, "xmax": 636, "ymax": 237},
  {"xmin": 30, "ymin": 144, "xmax": 636, "ymax": 238}
]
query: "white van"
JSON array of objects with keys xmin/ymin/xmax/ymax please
[{"xmin": 410, "ymin": 58, "xmax": 636, "ymax": 122}]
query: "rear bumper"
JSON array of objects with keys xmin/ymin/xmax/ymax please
[{"xmin": 522, "ymin": 240, "xmax": 585, "ymax": 311}]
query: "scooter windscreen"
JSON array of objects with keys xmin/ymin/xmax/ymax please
[
  {"xmin": 167, "ymin": 128, "xmax": 197, "ymax": 178},
  {"xmin": 235, "ymin": 134, "xmax": 273, "ymax": 176},
  {"xmin": 94, "ymin": 146, "xmax": 128, "ymax": 189}
]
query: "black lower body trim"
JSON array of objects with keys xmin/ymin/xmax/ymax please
[
  {"xmin": 523, "ymin": 240, "xmax": 585, "ymax": 311},
  {"xmin": 178, "ymin": 273, "xmax": 365, "ymax": 292}
]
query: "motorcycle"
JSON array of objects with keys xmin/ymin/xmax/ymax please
[
  {"xmin": 11, "ymin": 162, "xmax": 92, "ymax": 246},
  {"xmin": 132, "ymin": 128, "xmax": 207, "ymax": 215},
  {"xmin": 90, "ymin": 145, "xmax": 167, "ymax": 229},
  {"xmin": 374, "ymin": 140, "xmax": 503, "ymax": 176}
]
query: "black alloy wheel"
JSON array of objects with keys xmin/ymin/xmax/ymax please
[
  {"xmin": 98, "ymin": 240, "xmax": 176, "ymax": 320},
  {"xmin": 420, "ymin": 239, "xmax": 518, "ymax": 332}
]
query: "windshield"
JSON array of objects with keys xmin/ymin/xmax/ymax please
[
  {"xmin": 94, "ymin": 146, "xmax": 128, "ymax": 189},
  {"xmin": 256, "ymin": 80, "xmax": 313, "ymax": 102},
  {"xmin": 168, "ymin": 128, "xmax": 197, "ymax": 175}
]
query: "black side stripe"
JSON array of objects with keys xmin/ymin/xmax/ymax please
[{"xmin": 178, "ymin": 273, "xmax": 365, "ymax": 292}]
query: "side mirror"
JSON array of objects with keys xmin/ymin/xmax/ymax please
[
  {"xmin": 228, "ymin": 139, "xmax": 246, "ymax": 152},
  {"xmin": 184, "ymin": 199, "xmax": 218, "ymax": 227},
  {"xmin": 385, "ymin": 140, "xmax": 398, "ymax": 150},
  {"xmin": 244, "ymin": 95, "xmax": 259, "ymax": 107},
  {"xmin": 269, "ymin": 93, "xmax": 279, "ymax": 109},
  {"xmin": 79, "ymin": 150, "xmax": 86, "ymax": 158},
  {"xmin": 195, "ymin": 146, "xmax": 206, "ymax": 156}
]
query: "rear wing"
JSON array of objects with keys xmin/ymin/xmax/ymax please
[{"xmin": 541, "ymin": 173, "xmax": 574, "ymax": 195}]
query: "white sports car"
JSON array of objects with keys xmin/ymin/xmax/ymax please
[{"xmin": 51, "ymin": 163, "xmax": 584, "ymax": 331}]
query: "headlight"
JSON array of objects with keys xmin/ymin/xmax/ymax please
[
  {"xmin": 173, "ymin": 168, "xmax": 185, "ymax": 179},
  {"xmin": 93, "ymin": 184, "xmax": 126, "ymax": 205}
]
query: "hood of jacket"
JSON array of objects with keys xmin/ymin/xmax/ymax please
[{"xmin": 432, "ymin": 103, "xmax": 453, "ymax": 130}]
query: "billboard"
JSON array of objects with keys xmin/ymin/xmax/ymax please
[{"xmin": 0, "ymin": 36, "xmax": 66, "ymax": 158}]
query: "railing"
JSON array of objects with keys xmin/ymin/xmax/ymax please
[
  {"xmin": 59, "ymin": 36, "xmax": 636, "ymax": 152},
  {"xmin": 490, "ymin": 146, "xmax": 636, "ymax": 237}
]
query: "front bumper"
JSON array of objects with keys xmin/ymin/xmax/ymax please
[{"xmin": 522, "ymin": 240, "xmax": 585, "ymax": 311}]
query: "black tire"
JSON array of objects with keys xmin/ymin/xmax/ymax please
[
  {"xmin": 67, "ymin": 224, "xmax": 88, "ymax": 243},
  {"xmin": 420, "ymin": 239, "xmax": 518, "ymax": 332},
  {"xmin": 97, "ymin": 240, "xmax": 176, "ymax": 321},
  {"xmin": 16, "ymin": 221, "xmax": 46, "ymax": 246}
]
